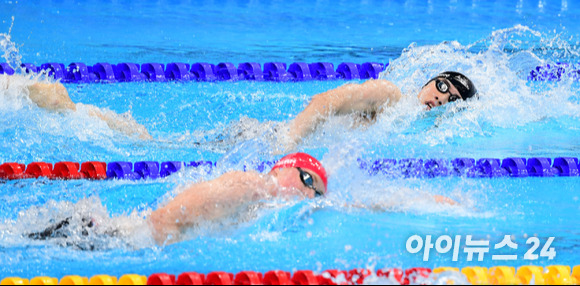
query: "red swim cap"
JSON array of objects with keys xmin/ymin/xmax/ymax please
[{"xmin": 271, "ymin": 152, "xmax": 328, "ymax": 191}]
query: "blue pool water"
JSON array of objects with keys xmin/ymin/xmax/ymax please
[{"xmin": 1, "ymin": 0, "xmax": 579, "ymax": 280}]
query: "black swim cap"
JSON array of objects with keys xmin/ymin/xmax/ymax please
[{"xmin": 434, "ymin": 71, "xmax": 477, "ymax": 100}]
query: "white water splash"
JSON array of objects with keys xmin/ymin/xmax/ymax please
[
  {"xmin": 373, "ymin": 25, "xmax": 580, "ymax": 147},
  {"xmin": 0, "ymin": 32, "xmax": 22, "ymax": 69},
  {"xmin": 0, "ymin": 197, "xmax": 155, "ymax": 251}
]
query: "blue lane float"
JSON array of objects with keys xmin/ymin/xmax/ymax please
[
  {"xmin": 423, "ymin": 159, "xmax": 450, "ymax": 178},
  {"xmin": 528, "ymin": 63, "xmax": 580, "ymax": 81},
  {"xmin": 288, "ymin": 62, "xmax": 313, "ymax": 81},
  {"xmin": 20, "ymin": 63, "xmax": 41, "ymax": 74},
  {"xmin": 216, "ymin": 62, "xmax": 240, "ymax": 81},
  {"xmin": 40, "ymin": 63, "xmax": 66, "ymax": 80},
  {"xmin": 264, "ymin": 62, "xmax": 293, "ymax": 82},
  {"xmin": 336, "ymin": 63, "xmax": 362, "ymax": 80},
  {"xmin": 553, "ymin": 157, "xmax": 580, "ymax": 176},
  {"xmin": 167, "ymin": 62, "xmax": 194, "ymax": 81},
  {"xmin": 238, "ymin": 62, "xmax": 265, "ymax": 81},
  {"xmin": 0, "ymin": 63, "xmax": 15, "ymax": 75},
  {"xmin": 1, "ymin": 157, "xmax": 578, "ymax": 181},
  {"xmin": 361, "ymin": 62, "xmax": 385, "ymax": 79},
  {"xmin": 451, "ymin": 158, "xmax": 475, "ymax": 176},
  {"xmin": 92, "ymin": 63, "xmax": 117, "ymax": 83},
  {"xmin": 501, "ymin": 157, "xmax": 528, "ymax": 178},
  {"xmin": 114, "ymin": 63, "xmax": 146, "ymax": 82},
  {"xmin": 309, "ymin": 62, "xmax": 339, "ymax": 80},
  {"xmin": 67, "ymin": 62, "xmax": 94, "ymax": 83},
  {"xmin": 191, "ymin": 63, "xmax": 218, "ymax": 81},
  {"xmin": 141, "ymin": 63, "xmax": 167, "ymax": 82}
]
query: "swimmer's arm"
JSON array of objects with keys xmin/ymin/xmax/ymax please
[
  {"xmin": 83, "ymin": 106, "xmax": 153, "ymax": 140},
  {"xmin": 27, "ymin": 81, "xmax": 77, "ymax": 112},
  {"xmin": 287, "ymin": 79, "xmax": 402, "ymax": 144},
  {"xmin": 148, "ymin": 171, "xmax": 271, "ymax": 245},
  {"xmin": 20, "ymin": 77, "xmax": 152, "ymax": 139},
  {"xmin": 349, "ymin": 195, "xmax": 457, "ymax": 211}
]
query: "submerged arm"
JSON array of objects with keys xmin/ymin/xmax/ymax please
[
  {"xmin": 350, "ymin": 194, "xmax": 458, "ymax": 212},
  {"xmin": 20, "ymin": 77, "xmax": 152, "ymax": 139},
  {"xmin": 286, "ymin": 79, "xmax": 402, "ymax": 145},
  {"xmin": 148, "ymin": 171, "xmax": 273, "ymax": 245}
]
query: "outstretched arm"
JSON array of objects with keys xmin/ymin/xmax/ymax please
[
  {"xmin": 148, "ymin": 171, "xmax": 274, "ymax": 245},
  {"xmin": 20, "ymin": 77, "xmax": 152, "ymax": 139},
  {"xmin": 349, "ymin": 194, "xmax": 458, "ymax": 212},
  {"xmin": 286, "ymin": 79, "xmax": 402, "ymax": 145}
]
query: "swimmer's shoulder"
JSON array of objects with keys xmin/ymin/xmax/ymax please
[
  {"xmin": 214, "ymin": 170, "xmax": 275, "ymax": 197},
  {"xmin": 361, "ymin": 79, "xmax": 403, "ymax": 106},
  {"xmin": 219, "ymin": 170, "xmax": 269, "ymax": 185}
]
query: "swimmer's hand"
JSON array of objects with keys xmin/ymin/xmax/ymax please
[
  {"xmin": 286, "ymin": 79, "xmax": 402, "ymax": 146},
  {"xmin": 434, "ymin": 195, "xmax": 458, "ymax": 205}
]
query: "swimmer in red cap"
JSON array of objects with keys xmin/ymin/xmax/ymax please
[
  {"xmin": 27, "ymin": 153, "xmax": 454, "ymax": 248},
  {"xmin": 27, "ymin": 152, "xmax": 327, "ymax": 246},
  {"xmin": 269, "ymin": 152, "xmax": 327, "ymax": 197},
  {"xmin": 147, "ymin": 152, "xmax": 327, "ymax": 244}
]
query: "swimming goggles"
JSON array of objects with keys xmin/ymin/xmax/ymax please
[
  {"xmin": 297, "ymin": 168, "xmax": 324, "ymax": 197},
  {"xmin": 435, "ymin": 79, "xmax": 462, "ymax": 102}
]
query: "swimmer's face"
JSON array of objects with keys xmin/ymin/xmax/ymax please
[
  {"xmin": 269, "ymin": 167, "xmax": 326, "ymax": 199},
  {"xmin": 417, "ymin": 78, "xmax": 462, "ymax": 110}
]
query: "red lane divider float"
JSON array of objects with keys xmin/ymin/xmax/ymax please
[
  {"xmin": 0, "ymin": 163, "xmax": 26, "ymax": 180},
  {"xmin": 25, "ymin": 162, "xmax": 53, "ymax": 178},
  {"xmin": 143, "ymin": 268, "xmax": 430, "ymax": 285},
  {"xmin": 262, "ymin": 271, "xmax": 292, "ymax": 285},
  {"xmin": 0, "ymin": 161, "xmax": 107, "ymax": 180},
  {"xmin": 177, "ymin": 272, "xmax": 205, "ymax": 285},
  {"xmin": 234, "ymin": 271, "xmax": 263, "ymax": 285}
]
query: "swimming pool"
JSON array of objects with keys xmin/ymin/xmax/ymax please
[{"xmin": 1, "ymin": 0, "xmax": 579, "ymax": 283}]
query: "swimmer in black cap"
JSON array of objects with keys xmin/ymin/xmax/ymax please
[
  {"xmin": 4, "ymin": 71, "xmax": 476, "ymax": 144},
  {"xmin": 418, "ymin": 71, "xmax": 478, "ymax": 110},
  {"xmin": 286, "ymin": 71, "xmax": 477, "ymax": 145}
]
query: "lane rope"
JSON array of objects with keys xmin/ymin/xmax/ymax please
[
  {"xmin": 0, "ymin": 62, "xmax": 386, "ymax": 83},
  {"xmin": 1, "ymin": 157, "xmax": 578, "ymax": 181},
  {"xmin": 1, "ymin": 265, "xmax": 579, "ymax": 285},
  {"xmin": 1, "ymin": 62, "xmax": 576, "ymax": 83}
]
